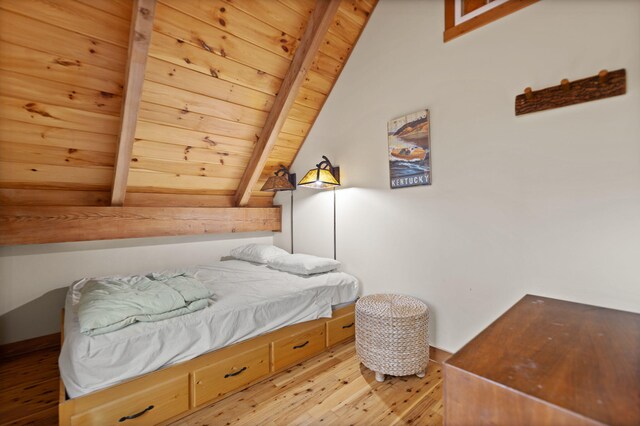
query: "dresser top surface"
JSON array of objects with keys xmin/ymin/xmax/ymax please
[{"xmin": 445, "ymin": 294, "xmax": 640, "ymax": 425}]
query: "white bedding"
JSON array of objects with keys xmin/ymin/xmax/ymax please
[{"xmin": 59, "ymin": 260, "xmax": 359, "ymax": 398}]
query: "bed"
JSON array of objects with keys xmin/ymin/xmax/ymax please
[{"xmin": 59, "ymin": 257, "xmax": 359, "ymax": 425}]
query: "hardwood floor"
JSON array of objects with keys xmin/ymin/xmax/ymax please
[
  {"xmin": 0, "ymin": 345, "xmax": 60, "ymax": 425},
  {"xmin": 172, "ymin": 341, "xmax": 444, "ymax": 425},
  {"xmin": 0, "ymin": 340, "xmax": 444, "ymax": 425}
]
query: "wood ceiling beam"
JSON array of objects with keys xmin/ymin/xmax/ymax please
[
  {"xmin": 234, "ymin": 0, "xmax": 341, "ymax": 207},
  {"xmin": 0, "ymin": 206, "xmax": 282, "ymax": 245},
  {"xmin": 110, "ymin": 0, "xmax": 156, "ymax": 206}
]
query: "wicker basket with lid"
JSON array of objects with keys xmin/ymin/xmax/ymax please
[{"xmin": 355, "ymin": 294, "xmax": 429, "ymax": 382}]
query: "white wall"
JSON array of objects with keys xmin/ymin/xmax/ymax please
[
  {"xmin": 275, "ymin": 0, "xmax": 640, "ymax": 353},
  {"xmin": 0, "ymin": 232, "xmax": 273, "ymax": 343}
]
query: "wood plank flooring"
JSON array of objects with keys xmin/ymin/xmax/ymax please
[
  {"xmin": 0, "ymin": 345, "xmax": 60, "ymax": 425},
  {"xmin": 0, "ymin": 340, "xmax": 443, "ymax": 425},
  {"xmin": 173, "ymin": 341, "xmax": 444, "ymax": 425}
]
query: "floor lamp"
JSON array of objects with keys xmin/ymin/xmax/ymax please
[
  {"xmin": 298, "ymin": 156, "xmax": 340, "ymax": 260},
  {"xmin": 261, "ymin": 165, "xmax": 296, "ymax": 253}
]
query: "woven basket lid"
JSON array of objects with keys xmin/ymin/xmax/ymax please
[{"xmin": 357, "ymin": 294, "xmax": 427, "ymax": 319}]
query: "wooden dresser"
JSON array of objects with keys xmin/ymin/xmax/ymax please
[{"xmin": 444, "ymin": 295, "xmax": 640, "ymax": 426}]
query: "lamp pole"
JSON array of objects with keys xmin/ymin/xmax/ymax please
[
  {"xmin": 333, "ymin": 187, "xmax": 336, "ymax": 260},
  {"xmin": 290, "ymin": 190, "xmax": 294, "ymax": 254}
]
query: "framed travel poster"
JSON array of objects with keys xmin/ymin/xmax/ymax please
[{"xmin": 387, "ymin": 109, "xmax": 431, "ymax": 189}]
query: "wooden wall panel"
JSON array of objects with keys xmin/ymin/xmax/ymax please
[
  {"xmin": 330, "ymin": 9, "xmax": 364, "ymax": 45},
  {"xmin": 0, "ymin": 206, "xmax": 282, "ymax": 245},
  {"xmin": 312, "ymin": 52, "xmax": 344, "ymax": 76},
  {"xmin": 0, "ymin": 0, "xmax": 377, "ymax": 215},
  {"xmin": 148, "ymin": 31, "xmax": 283, "ymax": 96},
  {"xmin": 126, "ymin": 0, "xmax": 364, "ymax": 202},
  {"xmin": 0, "ymin": 162, "xmax": 112, "ymax": 191},
  {"xmin": 162, "ymin": 0, "xmax": 299, "ymax": 61},
  {"xmin": 125, "ymin": 192, "xmax": 275, "ymax": 208},
  {"xmin": 74, "ymin": 0, "xmax": 134, "ymax": 21},
  {"xmin": 0, "ymin": 189, "xmax": 273, "ymax": 209},
  {"xmin": 128, "ymin": 157, "xmax": 245, "ymax": 179},
  {"xmin": 0, "ymin": 0, "xmax": 130, "ymax": 208},
  {"xmin": 1, "ymin": 99, "xmax": 119, "ymax": 139},
  {"xmin": 0, "ymin": 120, "xmax": 117, "ymax": 154},
  {"xmin": 340, "ymin": 0, "xmax": 375, "ymax": 25},
  {"xmin": 0, "ymin": 0, "xmax": 130, "ymax": 47},
  {"xmin": 0, "ymin": 41, "xmax": 124, "ymax": 95},
  {"xmin": 280, "ymin": 117, "xmax": 312, "ymax": 138},
  {"xmin": 0, "ymin": 71, "xmax": 122, "ymax": 116},
  {"xmin": 0, "ymin": 96, "xmax": 120, "ymax": 135},
  {"xmin": 304, "ymin": 70, "xmax": 334, "ymax": 95},
  {"xmin": 132, "ymin": 140, "xmax": 249, "ymax": 168},
  {"xmin": 231, "ymin": 0, "xmax": 307, "ymax": 38},
  {"xmin": 0, "ymin": 142, "xmax": 114, "ymax": 169},
  {"xmin": 0, "ymin": 10, "xmax": 128, "ymax": 73},
  {"xmin": 153, "ymin": 3, "xmax": 291, "ymax": 78},
  {"xmin": 127, "ymin": 170, "xmax": 240, "ymax": 193},
  {"xmin": 274, "ymin": 0, "xmax": 375, "ymax": 74},
  {"xmin": 275, "ymin": 132, "xmax": 306, "ymax": 150},
  {"xmin": 0, "ymin": 189, "xmax": 111, "ymax": 207},
  {"xmin": 134, "ymin": 122, "xmax": 255, "ymax": 156},
  {"xmin": 296, "ymin": 86, "xmax": 329, "ymax": 110},
  {"xmin": 138, "ymin": 103, "xmax": 261, "ymax": 139},
  {"xmin": 288, "ymin": 103, "xmax": 319, "ymax": 124},
  {"xmin": 248, "ymin": 0, "xmax": 377, "ymax": 200},
  {"xmin": 134, "ymin": 121, "xmax": 255, "ymax": 153},
  {"xmin": 141, "ymin": 81, "xmax": 268, "ymax": 127},
  {"xmin": 144, "ymin": 57, "xmax": 274, "ymax": 112},
  {"xmin": 234, "ymin": 0, "xmax": 342, "ymax": 208}
]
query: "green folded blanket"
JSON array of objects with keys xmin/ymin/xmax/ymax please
[{"xmin": 77, "ymin": 273, "xmax": 214, "ymax": 336}]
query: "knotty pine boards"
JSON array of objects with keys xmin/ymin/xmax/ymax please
[
  {"xmin": 130, "ymin": 0, "xmax": 307, "ymax": 198},
  {"xmin": 235, "ymin": 0, "xmax": 342, "ymax": 206},
  {"xmin": 0, "ymin": 0, "xmax": 377, "ymax": 211},
  {"xmin": 0, "ymin": 0, "xmax": 129, "ymax": 202},
  {"xmin": 128, "ymin": 0, "xmax": 376, "ymax": 201}
]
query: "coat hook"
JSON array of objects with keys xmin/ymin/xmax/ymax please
[
  {"xmin": 524, "ymin": 87, "xmax": 533, "ymax": 100},
  {"xmin": 599, "ymin": 69, "xmax": 608, "ymax": 84},
  {"xmin": 561, "ymin": 79, "xmax": 570, "ymax": 91}
]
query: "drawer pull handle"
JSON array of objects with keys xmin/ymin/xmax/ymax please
[
  {"xmin": 293, "ymin": 340, "xmax": 309, "ymax": 349},
  {"xmin": 118, "ymin": 405, "xmax": 154, "ymax": 422},
  {"xmin": 225, "ymin": 366, "xmax": 247, "ymax": 378},
  {"xmin": 342, "ymin": 323, "xmax": 354, "ymax": 329}
]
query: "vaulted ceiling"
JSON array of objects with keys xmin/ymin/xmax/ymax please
[{"xmin": 0, "ymin": 0, "xmax": 376, "ymax": 213}]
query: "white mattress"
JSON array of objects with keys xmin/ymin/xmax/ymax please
[{"xmin": 59, "ymin": 260, "xmax": 359, "ymax": 398}]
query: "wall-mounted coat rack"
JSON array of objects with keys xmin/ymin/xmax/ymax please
[{"xmin": 515, "ymin": 69, "xmax": 626, "ymax": 116}]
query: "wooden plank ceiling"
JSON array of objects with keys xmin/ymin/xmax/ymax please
[{"xmin": 0, "ymin": 0, "xmax": 376, "ymax": 210}]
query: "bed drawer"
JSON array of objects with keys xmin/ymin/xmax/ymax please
[
  {"xmin": 193, "ymin": 345, "xmax": 270, "ymax": 407},
  {"xmin": 272, "ymin": 324, "xmax": 326, "ymax": 371},
  {"xmin": 327, "ymin": 311, "xmax": 356, "ymax": 346},
  {"xmin": 70, "ymin": 375, "xmax": 188, "ymax": 426}
]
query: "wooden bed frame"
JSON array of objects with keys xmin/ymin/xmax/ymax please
[{"xmin": 58, "ymin": 303, "xmax": 355, "ymax": 425}]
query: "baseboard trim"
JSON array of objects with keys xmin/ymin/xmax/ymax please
[
  {"xmin": 430, "ymin": 346, "xmax": 452, "ymax": 364},
  {"xmin": 0, "ymin": 332, "xmax": 61, "ymax": 360}
]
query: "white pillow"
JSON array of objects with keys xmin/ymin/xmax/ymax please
[
  {"xmin": 268, "ymin": 253, "xmax": 340, "ymax": 275},
  {"xmin": 230, "ymin": 244, "xmax": 289, "ymax": 264}
]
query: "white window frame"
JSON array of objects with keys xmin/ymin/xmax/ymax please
[{"xmin": 454, "ymin": 0, "xmax": 510, "ymax": 25}]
